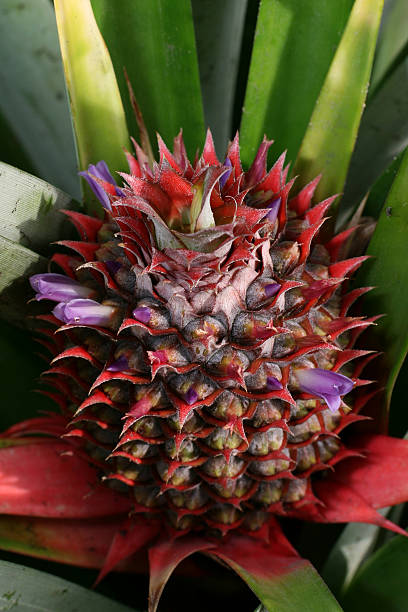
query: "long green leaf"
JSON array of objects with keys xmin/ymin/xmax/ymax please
[
  {"xmin": 363, "ymin": 152, "xmax": 403, "ymax": 219},
  {"xmin": 219, "ymin": 555, "xmax": 342, "ymax": 612},
  {"xmin": 388, "ymin": 353, "xmax": 408, "ymax": 436},
  {"xmin": 191, "ymin": 0, "xmax": 248, "ymax": 155},
  {"xmin": 240, "ymin": 0, "xmax": 353, "ymax": 167},
  {"xmin": 0, "ymin": 163, "xmax": 77, "ymax": 326},
  {"xmin": 321, "ymin": 510, "xmax": 389, "ymax": 597},
  {"xmin": 293, "ymin": 0, "xmax": 383, "ymax": 206},
  {"xmin": 356, "ymin": 146, "xmax": 408, "ymax": 421},
  {"xmin": 0, "ymin": 113, "xmax": 35, "ymax": 178},
  {"xmin": 0, "ymin": 236, "xmax": 46, "ymax": 326},
  {"xmin": 0, "ymin": 166, "xmax": 72, "ymax": 416},
  {"xmin": 370, "ymin": 0, "xmax": 408, "ymax": 94},
  {"xmin": 0, "ymin": 162, "xmax": 76, "ymax": 255},
  {"xmin": 0, "ymin": 167, "xmax": 56, "ymax": 414},
  {"xmin": 211, "ymin": 534, "xmax": 342, "ymax": 612},
  {"xmin": 341, "ymin": 531, "xmax": 408, "ymax": 611},
  {"xmin": 0, "ymin": 321, "xmax": 54, "ymax": 428},
  {"xmin": 91, "ymin": 0, "xmax": 205, "ymax": 159},
  {"xmin": 0, "ymin": 559, "xmax": 134, "ymax": 611},
  {"xmin": 341, "ymin": 56, "xmax": 408, "ymax": 219},
  {"xmin": 54, "ymin": 0, "xmax": 130, "ymax": 215},
  {"xmin": 0, "ymin": 0, "xmax": 78, "ymax": 197}
]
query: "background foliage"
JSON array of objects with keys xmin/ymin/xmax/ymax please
[{"xmin": 1, "ymin": 0, "xmax": 408, "ymax": 610}]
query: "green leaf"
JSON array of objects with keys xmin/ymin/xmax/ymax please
[
  {"xmin": 321, "ymin": 510, "xmax": 389, "ymax": 597},
  {"xmin": 0, "ymin": 321, "xmax": 54, "ymax": 428},
  {"xmin": 0, "ymin": 162, "xmax": 76, "ymax": 255},
  {"xmin": 191, "ymin": 0, "xmax": 248, "ymax": 154},
  {"xmin": 363, "ymin": 152, "xmax": 403, "ymax": 219},
  {"xmin": 341, "ymin": 56, "xmax": 408, "ymax": 220},
  {"xmin": 54, "ymin": 0, "xmax": 130, "ymax": 215},
  {"xmin": 388, "ymin": 354, "xmax": 408, "ymax": 436},
  {"xmin": 0, "ymin": 162, "xmax": 78, "ymax": 326},
  {"xmin": 293, "ymin": 0, "xmax": 383, "ymax": 207},
  {"xmin": 0, "ymin": 559, "xmax": 134, "ymax": 611},
  {"xmin": 91, "ymin": 0, "xmax": 205, "ymax": 159},
  {"xmin": 0, "ymin": 236, "xmax": 46, "ymax": 326},
  {"xmin": 0, "ymin": 167, "xmax": 73, "ymax": 416},
  {"xmin": 370, "ymin": 0, "xmax": 408, "ymax": 94},
  {"xmin": 356, "ymin": 146, "xmax": 408, "ymax": 421},
  {"xmin": 221, "ymin": 556, "xmax": 342, "ymax": 612},
  {"xmin": 0, "ymin": 113, "xmax": 35, "ymax": 178},
  {"xmin": 240, "ymin": 0, "xmax": 353, "ymax": 168},
  {"xmin": 341, "ymin": 531, "xmax": 408, "ymax": 611},
  {"xmin": 211, "ymin": 534, "xmax": 342, "ymax": 612},
  {"xmin": 0, "ymin": 0, "xmax": 78, "ymax": 197}
]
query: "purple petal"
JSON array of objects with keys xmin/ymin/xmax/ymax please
[
  {"xmin": 30, "ymin": 273, "xmax": 69, "ymax": 292},
  {"xmin": 266, "ymin": 376, "xmax": 283, "ymax": 391},
  {"xmin": 52, "ymin": 302, "xmax": 66, "ymax": 322},
  {"xmin": 79, "ymin": 160, "xmax": 124, "ymax": 212},
  {"xmin": 296, "ymin": 367, "xmax": 354, "ymax": 412},
  {"xmin": 52, "ymin": 299, "xmax": 115, "ymax": 326},
  {"xmin": 30, "ymin": 273, "xmax": 93, "ymax": 302},
  {"xmin": 79, "ymin": 170, "xmax": 112, "ymax": 211},
  {"xmin": 264, "ymin": 283, "xmax": 280, "ymax": 298},
  {"xmin": 107, "ymin": 355, "xmax": 130, "ymax": 372},
  {"xmin": 266, "ymin": 197, "xmax": 281, "ymax": 224},
  {"xmin": 185, "ymin": 388, "xmax": 198, "ymax": 405},
  {"xmin": 132, "ymin": 306, "xmax": 151, "ymax": 324},
  {"xmin": 93, "ymin": 161, "xmax": 124, "ymax": 198},
  {"xmin": 322, "ymin": 393, "xmax": 342, "ymax": 413},
  {"xmin": 219, "ymin": 157, "xmax": 232, "ymax": 189},
  {"xmin": 93, "ymin": 161, "xmax": 117, "ymax": 185}
]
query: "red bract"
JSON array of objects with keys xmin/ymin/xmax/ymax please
[{"xmin": 2, "ymin": 131, "xmax": 408, "ymax": 611}]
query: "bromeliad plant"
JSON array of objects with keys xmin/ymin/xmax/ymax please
[{"xmin": 1, "ymin": 0, "xmax": 408, "ymax": 610}]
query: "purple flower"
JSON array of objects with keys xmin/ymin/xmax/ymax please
[
  {"xmin": 296, "ymin": 367, "xmax": 354, "ymax": 412},
  {"xmin": 266, "ymin": 376, "xmax": 283, "ymax": 391},
  {"xmin": 52, "ymin": 299, "xmax": 116, "ymax": 327},
  {"xmin": 265, "ymin": 197, "xmax": 281, "ymax": 224},
  {"xmin": 79, "ymin": 160, "xmax": 124, "ymax": 212},
  {"xmin": 132, "ymin": 306, "xmax": 151, "ymax": 324},
  {"xmin": 30, "ymin": 273, "xmax": 94, "ymax": 302},
  {"xmin": 185, "ymin": 388, "xmax": 198, "ymax": 405},
  {"xmin": 107, "ymin": 355, "xmax": 130, "ymax": 372},
  {"xmin": 264, "ymin": 283, "xmax": 280, "ymax": 298},
  {"xmin": 219, "ymin": 157, "xmax": 232, "ymax": 190}
]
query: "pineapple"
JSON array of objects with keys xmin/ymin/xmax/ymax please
[{"xmin": 31, "ymin": 131, "xmax": 372, "ymax": 537}]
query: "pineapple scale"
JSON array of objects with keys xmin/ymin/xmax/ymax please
[{"xmin": 34, "ymin": 133, "xmax": 373, "ymax": 536}]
